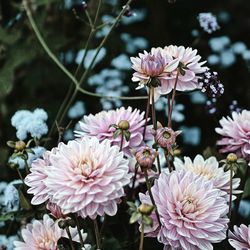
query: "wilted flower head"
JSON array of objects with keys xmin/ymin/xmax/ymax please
[
  {"xmin": 174, "ymin": 155, "xmax": 241, "ymax": 200},
  {"xmin": 199, "ymin": 71, "xmax": 224, "ymax": 98},
  {"xmin": 13, "ymin": 214, "xmax": 85, "ymax": 249},
  {"xmin": 135, "ymin": 146, "xmax": 157, "ymax": 169},
  {"xmin": 215, "ymin": 110, "xmax": 250, "ymax": 159},
  {"xmin": 228, "ymin": 224, "xmax": 250, "ymax": 249},
  {"xmin": 162, "ymin": 45, "xmax": 207, "ymax": 94},
  {"xmin": 139, "ymin": 170, "xmax": 229, "ymax": 249},
  {"xmin": 75, "ymin": 106, "xmax": 153, "ymax": 156},
  {"xmin": 155, "ymin": 127, "xmax": 181, "ymax": 150},
  {"xmin": 198, "ymin": 12, "xmax": 220, "ymax": 34},
  {"xmin": 45, "ymin": 137, "xmax": 131, "ymax": 219},
  {"xmin": 131, "ymin": 47, "xmax": 179, "ymax": 90}
]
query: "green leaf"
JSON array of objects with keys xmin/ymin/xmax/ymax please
[
  {"xmin": 113, "ymin": 129, "xmax": 122, "ymax": 139},
  {"xmin": 18, "ymin": 188, "xmax": 32, "ymax": 210},
  {"xmin": 129, "ymin": 212, "xmax": 141, "ymax": 224},
  {"xmin": 124, "ymin": 130, "xmax": 131, "ymax": 141},
  {"xmin": 127, "ymin": 201, "xmax": 137, "ymax": 209},
  {"xmin": 142, "ymin": 216, "xmax": 153, "ymax": 227},
  {"xmin": 243, "ymin": 177, "xmax": 250, "ymax": 199}
]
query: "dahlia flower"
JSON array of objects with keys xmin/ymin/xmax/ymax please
[
  {"xmin": 135, "ymin": 146, "xmax": 158, "ymax": 169},
  {"xmin": 174, "ymin": 154, "xmax": 241, "ymax": 200},
  {"xmin": 130, "ymin": 47, "xmax": 179, "ymax": 90},
  {"xmin": 13, "ymin": 214, "xmax": 86, "ymax": 249},
  {"xmin": 162, "ymin": 45, "xmax": 207, "ymax": 94},
  {"xmin": 215, "ymin": 110, "xmax": 250, "ymax": 159},
  {"xmin": 25, "ymin": 149, "xmax": 57, "ymax": 205},
  {"xmin": 228, "ymin": 224, "xmax": 250, "ymax": 249},
  {"xmin": 75, "ymin": 106, "xmax": 153, "ymax": 156},
  {"xmin": 45, "ymin": 137, "xmax": 131, "ymax": 219},
  {"xmin": 139, "ymin": 170, "xmax": 229, "ymax": 250}
]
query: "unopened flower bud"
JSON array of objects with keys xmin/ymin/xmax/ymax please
[
  {"xmin": 58, "ymin": 219, "xmax": 67, "ymax": 229},
  {"xmin": 135, "ymin": 146, "xmax": 157, "ymax": 169},
  {"xmin": 118, "ymin": 120, "xmax": 130, "ymax": 130},
  {"xmin": 138, "ymin": 203, "xmax": 154, "ymax": 215},
  {"xmin": 155, "ymin": 127, "xmax": 181, "ymax": 149},
  {"xmin": 226, "ymin": 153, "xmax": 238, "ymax": 163},
  {"xmin": 47, "ymin": 202, "xmax": 64, "ymax": 219},
  {"xmin": 15, "ymin": 141, "xmax": 26, "ymax": 151}
]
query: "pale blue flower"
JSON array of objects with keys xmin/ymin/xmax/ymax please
[
  {"xmin": 8, "ymin": 146, "xmax": 46, "ymax": 169},
  {"xmin": 209, "ymin": 36, "xmax": 230, "ymax": 52},
  {"xmin": 11, "ymin": 109, "xmax": 48, "ymax": 140},
  {"xmin": 180, "ymin": 126, "xmax": 201, "ymax": 146},
  {"xmin": 0, "ymin": 235, "xmax": 18, "ymax": 250},
  {"xmin": 190, "ymin": 92, "xmax": 207, "ymax": 104},
  {"xmin": 121, "ymin": 9, "xmax": 147, "ymax": 25},
  {"xmin": 4, "ymin": 180, "xmax": 22, "ymax": 212},
  {"xmin": 207, "ymin": 54, "xmax": 220, "ymax": 65},
  {"xmin": 242, "ymin": 50, "xmax": 250, "ymax": 60},
  {"xmin": 111, "ymin": 54, "xmax": 131, "ymax": 70},
  {"xmin": 232, "ymin": 42, "xmax": 247, "ymax": 54},
  {"xmin": 68, "ymin": 101, "xmax": 86, "ymax": 119},
  {"xmin": 75, "ymin": 48, "xmax": 106, "ymax": 69},
  {"xmin": 220, "ymin": 50, "xmax": 236, "ymax": 67},
  {"xmin": 238, "ymin": 200, "xmax": 250, "ymax": 219},
  {"xmin": 64, "ymin": 129, "xmax": 74, "ymax": 141},
  {"xmin": 197, "ymin": 13, "xmax": 220, "ymax": 34}
]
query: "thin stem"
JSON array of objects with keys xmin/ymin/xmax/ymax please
[
  {"xmin": 66, "ymin": 226, "xmax": 75, "ymax": 250},
  {"xmin": 74, "ymin": 215, "xmax": 85, "ymax": 247},
  {"xmin": 142, "ymin": 168, "xmax": 161, "ymax": 225},
  {"xmin": 228, "ymin": 168, "xmax": 233, "ymax": 218},
  {"xmin": 150, "ymin": 88, "xmax": 161, "ymax": 174},
  {"xmin": 93, "ymin": 0, "xmax": 102, "ymax": 26},
  {"xmin": 139, "ymin": 220, "xmax": 144, "ymax": 250},
  {"xmin": 16, "ymin": 168, "xmax": 25, "ymax": 186},
  {"xmin": 131, "ymin": 163, "xmax": 139, "ymax": 191},
  {"xmin": 164, "ymin": 150, "xmax": 172, "ymax": 173},
  {"xmin": 120, "ymin": 131, "xmax": 124, "ymax": 152},
  {"xmin": 24, "ymin": 159, "xmax": 30, "ymax": 175},
  {"xmin": 143, "ymin": 90, "xmax": 151, "ymax": 140},
  {"xmin": 168, "ymin": 71, "xmax": 179, "ymax": 128},
  {"xmin": 85, "ymin": 10, "xmax": 94, "ymax": 28},
  {"xmin": 93, "ymin": 219, "xmax": 102, "ymax": 249}
]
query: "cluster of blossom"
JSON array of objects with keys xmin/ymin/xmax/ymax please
[
  {"xmin": 197, "ymin": 12, "xmax": 220, "ymax": 34},
  {"xmin": 208, "ymin": 36, "xmax": 250, "ymax": 68},
  {"xmin": 198, "ymin": 71, "xmax": 224, "ymax": 98},
  {"xmin": 131, "ymin": 45, "xmax": 208, "ymax": 101},
  {"xmin": 11, "ymin": 108, "xmax": 48, "ymax": 140}
]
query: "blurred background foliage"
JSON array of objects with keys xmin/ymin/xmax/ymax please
[{"xmin": 0, "ymin": 0, "xmax": 250, "ymax": 248}]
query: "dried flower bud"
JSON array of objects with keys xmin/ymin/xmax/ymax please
[
  {"xmin": 138, "ymin": 203, "xmax": 154, "ymax": 215},
  {"xmin": 118, "ymin": 120, "xmax": 130, "ymax": 130},
  {"xmin": 58, "ymin": 219, "xmax": 67, "ymax": 229},
  {"xmin": 135, "ymin": 146, "xmax": 157, "ymax": 169},
  {"xmin": 155, "ymin": 127, "xmax": 181, "ymax": 150},
  {"xmin": 226, "ymin": 153, "xmax": 238, "ymax": 164},
  {"xmin": 15, "ymin": 141, "xmax": 26, "ymax": 151}
]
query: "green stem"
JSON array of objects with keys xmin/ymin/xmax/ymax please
[
  {"xmin": 93, "ymin": 219, "xmax": 102, "ymax": 249},
  {"xmin": 142, "ymin": 168, "xmax": 161, "ymax": 225},
  {"xmin": 24, "ymin": 159, "xmax": 30, "ymax": 175},
  {"xmin": 143, "ymin": 90, "xmax": 151, "ymax": 140},
  {"xmin": 120, "ymin": 130, "xmax": 124, "ymax": 152},
  {"xmin": 168, "ymin": 70, "xmax": 179, "ymax": 128},
  {"xmin": 139, "ymin": 219, "xmax": 144, "ymax": 250},
  {"xmin": 16, "ymin": 168, "xmax": 25, "ymax": 186},
  {"xmin": 228, "ymin": 167, "xmax": 233, "ymax": 218}
]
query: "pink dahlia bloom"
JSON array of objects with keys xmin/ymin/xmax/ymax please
[
  {"xmin": 228, "ymin": 224, "xmax": 250, "ymax": 249},
  {"xmin": 174, "ymin": 154, "xmax": 241, "ymax": 200},
  {"xmin": 130, "ymin": 47, "xmax": 179, "ymax": 90},
  {"xmin": 215, "ymin": 110, "xmax": 250, "ymax": 159},
  {"xmin": 162, "ymin": 45, "xmax": 207, "ymax": 94},
  {"xmin": 45, "ymin": 137, "xmax": 131, "ymax": 219},
  {"xmin": 24, "ymin": 149, "xmax": 57, "ymax": 205},
  {"xmin": 75, "ymin": 106, "xmax": 153, "ymax": 156},
  {"xmin": 13, "ymin": 214, "xmax": 85, "ymax": 249},
  {"xmin": 139, "ymin": 170, "xmax": 229, "ymax": 250}
]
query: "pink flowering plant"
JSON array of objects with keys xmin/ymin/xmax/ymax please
[{"xmin": 1, "ymin": 1, "xmax": 250, "ymax": 250}]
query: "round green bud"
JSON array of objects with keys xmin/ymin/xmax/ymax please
[{"xmin": 118, "ymin": 120, "xmax": 130, "ymax": 130}]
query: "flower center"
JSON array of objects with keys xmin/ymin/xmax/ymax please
[
  {"xmin": 76, "ymin": 159, "xmax": 92, "ymax": 177},
  {"xmin": 181, "ymin": 196, "xmax": 197, "ymax": 214},
  {"xmin": 192, "ymin": 166, "xmax": 215, "ymax": 180},
  {"xmin": 143, "ymin": 149, "xmax": 151, "ymax": 157},
  {"xmin": 163, "ymin": 131, "xmax": 171, "ymax": 139}
]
